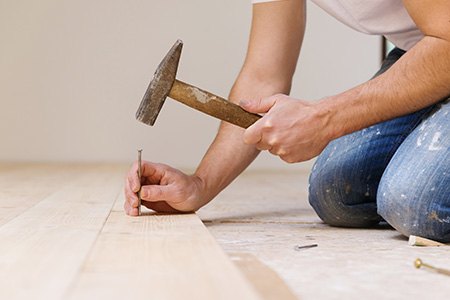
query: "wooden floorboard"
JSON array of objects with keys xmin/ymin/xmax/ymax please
[
  {"xmin": 0, "ymin": 164, "xmax": 85, "ymax": 226},
  {"xmin": 0, "ymin": 165, "xmax": 125, "ymax": 300},
  {"xmin": 0, "ymin": 164, "xmax": 265, "ymax": 300},
  {"xmin": 66, "ymin": 194, "xmax": 259, "ymax": 300},
  {"xmin": 2, "ymin": 166, "xmax": 447, "ymax": 299},
  {"xmin": 200, "ymin": 171, "xmax": 450, "ymax": 300},
  {"xmin": 230, "ymin": 253, "xmax": 297, "ymax": 300}
]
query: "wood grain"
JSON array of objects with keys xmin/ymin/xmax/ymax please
[
  {"xmin": 0, "ymin": 164, "xmax": 84, "ymax": 226},
  {"xmin": 67, "ymin": 194, "xmax": 260, "ymax": 300},
  {"xmin": 0, "ymin": 165, "xmax": 126, "ymax": 300},
  {"xmin": 230, "ymin": 253, "xmax": 297, "ymax": 300}
]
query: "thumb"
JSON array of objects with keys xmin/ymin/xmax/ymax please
[
  {"xmin": 240, "ymin": 96, "xmax": 277, "ymax": 114},
  {"xmin": 140, "ymin": 185, "xmax": 173, "ymax": 202}
]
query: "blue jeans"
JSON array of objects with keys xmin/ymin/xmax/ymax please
[{"xmin": 309, "ymin": 48, "xmax": 450, "ymax": 243}]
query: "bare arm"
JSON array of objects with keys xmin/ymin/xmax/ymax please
[
  {"xmin": 195, "ymin": 0, "xmax": 306, "ymax": 204},
  {"xmin": 241, "ymin": 0, "xmax": 450, "ymax": 163},
  {"xmin": 124, "ymin": 0, "xmax": 306, "ymax": 215},
  {"xmin": 325, "ymin": 0, "xmax": 450, "ymax": 138}
]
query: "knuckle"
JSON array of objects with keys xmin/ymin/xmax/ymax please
[
  {"xmin": 155, "ymin": 187, "xmax": 163, "ymax": 198},
  {"xmin": 281, "ymin": 155, "xmax": 296, "ymax": 164},
  {"xmin": 267, "ymin": 138, "xmax": 279, "ymax": 147},
  {"xmin": 277, "ymin": 148, "xmax": 287, "ymax": 156},
  {"xmin": 157, "ymin": 163, "xmax": 170, "ymax": 171},
  {"xmin": 242, "ymin": 132, "xmax": 253, "ymax": 145},
  {"xmin": 262, "ymin": 119, "xmax": 273, "ymax": 130},
  {"xmin": 274, "ymin": 93, "xmax": 286, "ymax": 101},
  {"xmin": 256, "ymin": 97, "xmax": 264, "ymax": 108},
  {"xmin": 243, "ymin": 136, "xmax": 250, "ymax": 145}
]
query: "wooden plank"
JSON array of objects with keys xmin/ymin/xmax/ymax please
[
  {"xmin": 0, "ymin": 164, "xmax": 126, "ymax": 300},
  {"xmin": 0, "ymin": 164, "xmax": 86, "ymax": 226},
  {"xmin": 66, "ymin": 194, "xmax": 260, "ymax": 300},
  {"xmin": 408, "ymin": 235, "xmax": 447, "ymax": 247},
  {"xmin": 230, "ymin": 253, "xmax": 297, "ymax": 300}
]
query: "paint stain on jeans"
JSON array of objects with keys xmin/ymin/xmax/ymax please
[{"xmin": 429, "ymin": 211, "xmax": 450, "ymax": 224}]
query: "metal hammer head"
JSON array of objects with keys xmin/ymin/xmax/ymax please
[{"xmin": 135, "ymin": 40, "xmax": 183, "ymax": 126}]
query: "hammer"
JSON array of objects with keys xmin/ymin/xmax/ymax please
[{"xmin": 136, "ymin": 40, "xmax": 261, "ymax": 128}]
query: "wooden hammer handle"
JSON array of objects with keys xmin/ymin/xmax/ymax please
[{"xmin": 168, "ymin": 79, "xmax": 261, "ymax": 128}]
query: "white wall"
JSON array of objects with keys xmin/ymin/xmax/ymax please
[{"xmin": 0, "ymin": 0, "xmax": 380, "ymax": 170}]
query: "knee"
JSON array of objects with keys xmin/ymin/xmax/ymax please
[
  {"xmin": 378, "ymin": 180, "xmax": 450, "ymax": 243},
  {"xmin": 309, "ymin": 161, "xmax": 381, "ymax": 228},
  {"xmin": 308, "ymin": 173, "xmax": 348, "ymax": 227}
]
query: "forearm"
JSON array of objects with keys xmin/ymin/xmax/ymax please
[
  {"xmin": 194, "ymin": 74, "xmax": 291, "ymax": 203},
  {"xmin": 192, "ymin": 0, "xmax": 305, "ymax": 204},
  {"xmin": 325, "ymin": 37, "xmax": 450, "ymax": 139}
]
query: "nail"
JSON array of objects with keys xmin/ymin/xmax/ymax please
[
  {"xmin": 415, "ymin": 258, "xmax": 450, "ymax": 276},
  {"xmin": 294, "ymin": 244, "xmax": 318, "ymax": 251}
]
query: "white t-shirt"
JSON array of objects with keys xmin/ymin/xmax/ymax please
[{"xmin": 252, "ymin": 0, "xmax": 423, "ymax": 50}]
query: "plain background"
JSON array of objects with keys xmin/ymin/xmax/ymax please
[{"xmin": 0, "ymin": 0, "xmax": 380, "ymax": 171}]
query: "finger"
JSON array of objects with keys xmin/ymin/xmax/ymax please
[
  {"xmin": 124, "ymin": 199, "xmax": 138, "ymax": 216},
  {"xmin": 129, "ymin": 207, "xmax": 139, "ymax": 216},
  {"xmin": 124, "ymin": 176, "xmax": 134, "ymax": 196},
  {"xmin": 125, "ymin": 188, "xmax": 140, "ymax": 208},
  {"xmin": 255, "ymin": 142, "xmax": 272, "ymax": 151},
  {"xmin": 280, "ymin": 154, "xmax": 297, "ymax": 164},
  {"xmin": 127, "ymin": 163, "xmax": 141, "ymax": 193},
  {"xmin": 123, "ymin": 197, "xmax": 129, "ymax": 214},
  {"xmin": 141, "ymin": 200, "xmax": 180, "ymax": 213},
  {"xmin": 129, "ymin": 161, "xmax": 168, "ymax": 191},
  {"xmin": 142, "ymin": 162, "xmax": 171, "ymax": 186},
  {"xmin": 141, "ymin": 162, "xmax": 167, "ymax": 178},
  {"xmin": 243, "ymin": 119, "xmax": 264, "ymax": 145},
  {"xmin": 269, "ymin": 147, "xmax": 287, "ymax": 156},
  {"xmin": 140, "ymin": 185, "xmax": 174, "ymax": 202},
  {"xmin": 239, "ymin": 95, "xmax": 278, "ymax": 114},
  {"xmin": 124, "ymin": 178, "xmax": 139, "ymax": 206}
]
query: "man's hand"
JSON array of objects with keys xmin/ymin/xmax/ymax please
[
  {"xmin": 124, "ymin": 161, "xmax": 205, "ymax": 216},
  {"xmin": 240, "ymin": 95, "xmax": 335, "ymax": 163}
]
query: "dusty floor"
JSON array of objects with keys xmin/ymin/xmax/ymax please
[{"xmin": 198, "ymin": 171, "xmax": 450, "ymax": 300}]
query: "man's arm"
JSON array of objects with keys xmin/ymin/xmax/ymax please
[
  {"xmin": 240, "ymin": 0, "xmax": 450, "ymax": 163},
  {"xmin": 327, "ymin": 0, "xmax": 450, "ymax": 137},
  {"xmin": 124, "ymin": 0, "xmax": 306, "ymax": 215},
  {"xmin": 195, "ymin": 0, "xmax": 306, "ymax": 203}
]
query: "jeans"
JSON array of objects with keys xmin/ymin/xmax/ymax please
[{"xmin": 309, "ymin": 48, "xmax": 450, "ymax": 243}]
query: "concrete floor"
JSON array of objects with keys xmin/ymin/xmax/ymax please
[{"xmin": 198, "ymin": 171, "xmax": 450, "ymax": 300}]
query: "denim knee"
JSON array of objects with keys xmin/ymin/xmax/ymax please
[
  {"xmin": 377, "ymin": 178, "xmax": 450, "ymax": 243},
  {"xmin": 377, "ymin": 100, "xmax": 450, "ymax": 243},
  {"xmin": 309, "ymin": 159, "xmax": 382, "ymax": 228}
]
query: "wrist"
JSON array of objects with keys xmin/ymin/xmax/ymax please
[
  {"xmin": 315, "ymin": 97, "xmax": 344, "ymax": 141},
  {"xmin": 190, "ymin": 173, "xmax": 212, "ymax": 208}
]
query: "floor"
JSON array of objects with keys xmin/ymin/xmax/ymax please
[
  {"xmin": 198, "ymin": 170, "xmax": 450, "ymax": 300},
  {"xmin": 1, "ymin": 164, "xmax": 449, "ymax": 299}
]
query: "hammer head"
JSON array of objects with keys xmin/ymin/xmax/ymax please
[{"xmin": 135, "ymin": 40, "xmax": 183, "ymax": 126}]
